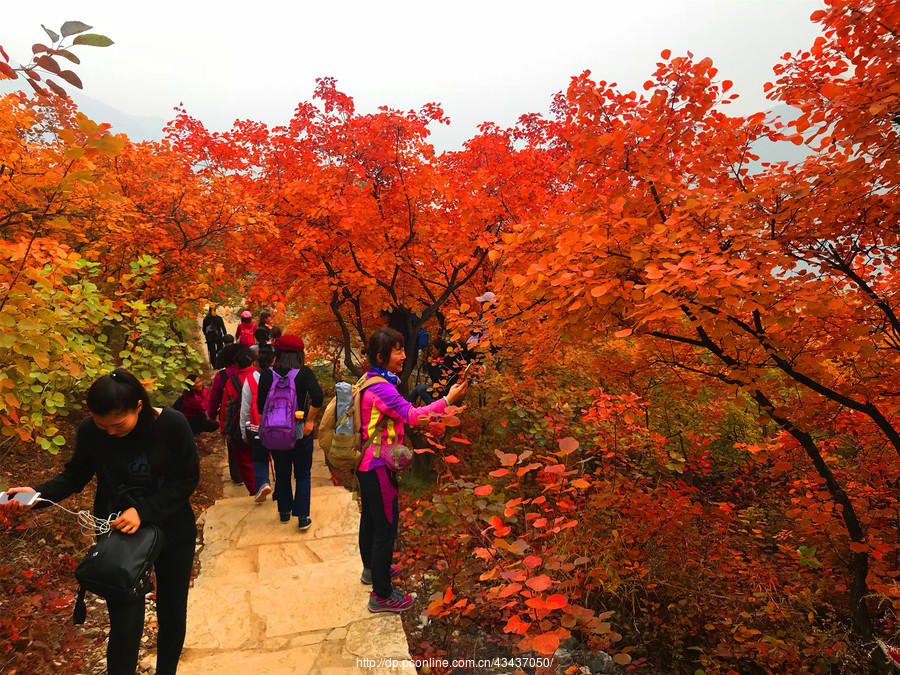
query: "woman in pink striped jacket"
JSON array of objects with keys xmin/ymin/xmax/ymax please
[{"xmin": 358, "ymin": 327, "xmax": 468, "ymax": 613}]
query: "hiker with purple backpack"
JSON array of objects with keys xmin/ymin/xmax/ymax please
[{"xmin": 254, "ymin": 335, "xmax": 323, "ymax": 529}]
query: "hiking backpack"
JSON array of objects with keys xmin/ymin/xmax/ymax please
[
  {"xmin": 319, "ymin": 376, "xmax": 386, "ymax": 471},
  {"xmin": 221, "ymin": 374, "xmax": 244, "ymax": 442},
  {"xmin": 259, "ymin": 369, "xmax": 300, "ymax": 450},
  {"xmin": 237, "ymin": 322, "xmax": 256, "ymax": 347}
]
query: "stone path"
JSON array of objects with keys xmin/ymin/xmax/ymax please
[{"xmin": 178, "ymin": 437, "xmax": 416, "ymax": 673}]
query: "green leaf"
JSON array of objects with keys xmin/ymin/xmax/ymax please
[
  {"xmin": 72, "ymin": 34, "xmax": 114, "ymax": 47},
  {"xmin": 60, "ymin": 21, "xmax": 93, "ymax": 37},
  {"xmin": 52, "ymin": 435, "xmax": 66, "ymax": 446}
]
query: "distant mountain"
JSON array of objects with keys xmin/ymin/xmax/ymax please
[{"xmin": 69, "ymin": 92, "xmax": 167, "ymax": 142}]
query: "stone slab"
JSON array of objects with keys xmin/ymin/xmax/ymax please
[
  {"xmin": 258, "ymin": 541, "xmax": 322, "ymax": 571},
  {"xmin": 251, "ymin": 558, "xmax": 372, "ymax": 637},
  {"xmin": 193, "ymin": 546, "xmax": 258, "ymax": 584},
  {"xmin": 304, "ymin": 533, "xmax": 360, "ymax": 564},
  {"xmin": 183, "ymin": 586, "xmax": 255, "ymax": 650},
  {"xmin": 345, "ymin": 616, "xmax": 415, "ymax": 662},
  {"xmin": 179, "ymin": 643, "xmax": 320, "ymax": 675}
]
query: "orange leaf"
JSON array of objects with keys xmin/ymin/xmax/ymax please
[
  {"xmin": 450, "ymin": 436, "xmax": 471, "ymax": 444},
  {"xmin": 474, "ymin": 485, "xmax": 493, "ymax": 496},
  {"xmin": 849, "ymin": 542, "xmax": 869, "ymax": 553},
  {"xmin": 498, "ymin": 583, "xmax": 522, "ymax": 598},
  {"xmin": 443, "ymin": 586, "xmax": 454, "ymax": 604},
  {"xmin": 531, "ymin": 631, "xmax": 561, "ymax": 655},
  {"xmin": 614, "ymin": 328, "xmax": 632, "ymax": 338},
  {"xmin": 545, "ymin": 594, "xmax": 568, "ymax": 610},
  {"xmin": 443, "ymin": 454, "xmax": 460, "ymax": 463}
]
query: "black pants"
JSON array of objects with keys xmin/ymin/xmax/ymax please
[
  {"xmin": 186, "ymin": 414, "xmax": 219, "ymax": 436},
  {"xmin": 205, "ymin": 338, "xmax": 223, "ymax": 368},
  {"xmin": 106, "ymin": 539, "xmax": 195, "ymax": 675},
  {"xmin": 357, "ymin": 466, "xmax": 399, "ymax": 599}
]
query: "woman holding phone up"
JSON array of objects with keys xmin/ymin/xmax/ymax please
[
  {"xmin": 2, "ymin": 369, "xmax": 199, "ymax": 675},
  {"xmin": 357, "ymin": 327, "xmax": 469, "ymax": 612}
]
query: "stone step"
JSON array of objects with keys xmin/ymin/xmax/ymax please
[{"xmin": 180, "ymin": 613, "xmax": 415, "ymax": 674}]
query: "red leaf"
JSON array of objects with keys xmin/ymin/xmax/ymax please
[
  {"xmin": 474, "ymin": 485, "xmax": 493, "ymax": 496},
  {"xmin": 45, "ymin": 79, "xmax": 68, "ymax": 98},
  {"xmin": 450, "ymin": 436, "xmax": 471, "ymax": 444},
  {"xmin": 523, "ymin": 555, "xmax": 542, "ymax": 569},
  {"xmin": 558, "ymin": 437, "xmax": 579, "ymax": 454},
  {"xmin": 545, "ymin": 594, "xmax": 568, "ymax": 610},
  {"xmin": 489, "ymin": 468, "xmax": 509, "ymax": 477},
  {"xmin": 443, "ymin": 454, "xmax": 460, "ymax": 463},
  {"xmin": 525, "ymin": 574, "xmax": 553, "ymax": 591},
  {"xmin": 0, "ymin": 62, "xmax": 17, "ymax": 80},
  {"xmin": 443, "ymin": 586, "xmax": 454, "ymax": 604}
]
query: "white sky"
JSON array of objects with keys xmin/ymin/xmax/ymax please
[{"xmin": 2, "ymin": 0, "xmax": 825, "ymax": 150}]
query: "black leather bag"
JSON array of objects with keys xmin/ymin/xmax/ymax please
[{"xmin": 73, "ymin": 525, "xmax": 163, "ymax": 624}]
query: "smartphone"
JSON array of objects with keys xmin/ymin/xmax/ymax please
[
  {"xmin": 462, "ymin": 362, "xmax": 474, "ymax": 378},
  {"xmin": 0, "ymin": 491, "xmax": 41, "ymax": 507}
]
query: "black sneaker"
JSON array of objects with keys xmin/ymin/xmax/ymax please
[
  {"xmin": 279, "ymin": 512, "xmax": 290, "ymax": 524},
  {"xmin": 297, "ymin": 517, "xmax": 312, "ymax": 531}
]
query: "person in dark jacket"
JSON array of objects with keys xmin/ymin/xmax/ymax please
[
  {"xmin": 255, "ymin": 335, "xmax": 323, "ymax": 529},
  {"xmin": 2, "ymin": 369, "xmax": 200, "ymax": 675},
  {"xmin": 201, "ymin": 306, "xmax": 227, "ymax": 368}
]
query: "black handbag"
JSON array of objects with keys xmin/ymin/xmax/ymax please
[{"xmin": 73, "ymin": 524, "xmax": 163, "ymax": 624}]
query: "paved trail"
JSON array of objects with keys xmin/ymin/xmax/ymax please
[{"xmin": 182, "ymin": 310, "xmax": 414, "ymax": 674}]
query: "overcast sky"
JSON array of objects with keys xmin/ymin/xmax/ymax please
[{"xmin": 2, "ymin": 0, "xmax": 824, "ymax": 150}]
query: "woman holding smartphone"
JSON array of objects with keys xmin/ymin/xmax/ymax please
[
  {"xmin": 357, "ymin": 327, "xmax": 468, "ymax": 612},
  {"xmin": 2, "ymin": 369, "xmax": 199, "ymax": 675}
]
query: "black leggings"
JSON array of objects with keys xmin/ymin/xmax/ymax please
[
  {"xmin": 106, "ymin": 539, "xmax": 195, "ymax": 675},
  {"xmin": 357, "ymin": 466, "xmax": 399, "ymax": 599}
]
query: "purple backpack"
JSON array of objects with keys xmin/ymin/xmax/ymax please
[{"xmin": 259, "ymin": 369, "xmax": 300, "ymax": 450}]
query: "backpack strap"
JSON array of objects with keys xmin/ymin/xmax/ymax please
[
  {"xmin": 73, "ymin": 586, "xmax": 87, "ymax": 625},
  {"xmin": 357, "ymin": 377, "xmax": 390, "ymax": 456}
]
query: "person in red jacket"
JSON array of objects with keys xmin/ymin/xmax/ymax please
[
  {"xmin": 173, "ymin": 374, "xmax": 219, "ymax": 435},
  {"xmin": 235, "ymin": 310, "xmax": 257, "ymax": 348},
  {"xmin": 218, "ymin": 348, "xmax": 258, "ymax": 495}
]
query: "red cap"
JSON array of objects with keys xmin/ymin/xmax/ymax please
[{"xmin": 274, "ymin": 335, "xmax": 304, "ymax": 352}]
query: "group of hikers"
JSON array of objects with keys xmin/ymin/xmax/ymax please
[{"xmin": 1, "ymin": 306, "xmax": 471, "ymax": 675}]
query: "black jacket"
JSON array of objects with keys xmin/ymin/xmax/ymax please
[{"xmin": 35, "ymin": 408, "xmax": 200, "ymax": 545}]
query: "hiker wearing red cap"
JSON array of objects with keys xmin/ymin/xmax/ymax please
[{"xmin": 254, "ymin": 335, "xmax": 323, "ymax": 529}]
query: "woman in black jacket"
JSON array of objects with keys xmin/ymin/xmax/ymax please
[
  {"xmin": 256, "ymin": 335, "xmax": 323, "ymax": 529},
  {"xmin": 3, "ymin": 369, "xmax": 199, "ymax": 675}
]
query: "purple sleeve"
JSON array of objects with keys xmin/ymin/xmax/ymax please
[{"xmin": 368, "ymin": 382, "xmax": 448, "ymax": 424}]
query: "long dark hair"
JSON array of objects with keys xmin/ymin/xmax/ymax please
[
  {"xmin": 275, "ymin": 348, "xmax": 304, "ymax": 369},
  {"xmin": 365, "ymin": 327, "xmax": 404, "ymax": 369},
  {"xmin": 258, "ymin": 311, "xmax": 271, "ymax": 327},
  {"xmin": 86, "ymin": 369, "xmax": 157, "ymax": 433}
]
